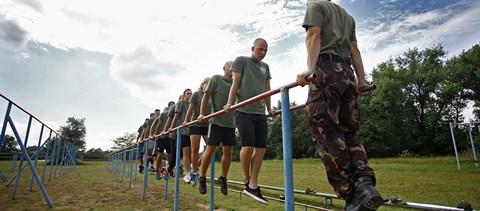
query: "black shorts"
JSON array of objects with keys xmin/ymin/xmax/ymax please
[
  {"xmin": 181, "ymin": 134, "xmax": 191, "ymax": 148},
  {"xmin": 235, "ymin": 111, "xmax": 268, "ymax": 148},
  {"xmin": 207, "ymin": 124, "xmax": 236, "ymax": 146},
  {"xmin": 189, "ymin": 126, "xmax": 208, "ymax": 135},
  {"xmin": 155, "ymin": 137, "xmax": 171, "ymax": 154}
]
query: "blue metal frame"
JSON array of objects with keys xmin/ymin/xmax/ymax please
[
  {"xmin": 1, "ymin": 93, "xmax": 80, "ymax": 208},
  {"xmin": 280, "ymin": 88, "xmax": 295, "ymax": 210}
]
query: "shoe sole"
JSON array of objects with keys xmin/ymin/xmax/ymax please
[
  {"xmin": 359, "ymin": 196, "xmax": 384, "ymax": 211},
  {"xmin": 199, "ymin": 186, "xmax": 207, "ymax": 195},
  {"xmin": 243, "ymin": 190, "xmax": 268, "ymax": 205}
]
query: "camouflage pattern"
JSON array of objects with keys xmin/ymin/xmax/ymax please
[{"xmin": 306, "ymin": 60, "xmax": 376, "ymax": 199}]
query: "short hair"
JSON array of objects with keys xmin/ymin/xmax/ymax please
[
  {"xmin": 223, "ymin": 61, "xmax": 233, "ymax": 71},
  {"xmin": 252, "ymin": 38, "xmax": 267, "ymax": 47}
]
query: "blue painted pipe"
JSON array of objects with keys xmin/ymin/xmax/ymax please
[{"xmin": 281, "ymin": 88, "xmax": 294, "ymax": 210}]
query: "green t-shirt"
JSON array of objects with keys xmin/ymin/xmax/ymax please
[
  {"xmin": 205, "ymin": 74, "xmax": 235, "ymax": 128},
  {"xmin": 174, "ymin": 100, "xmax": 190, "ymax": 136},
  {"xmin": 167, "ymin": 105, "xmax": 177, "ymax": 139},
  {"xmin": 231, "ymin": 56, "xmax": 271, "ymax": 115},
  {"xmin": 302, "ymin": 1, "xmax": 356, "ymax": 60},
  {"xmin": 189, "ymin": 90, "xmax": 211, "ymax": 127},
  {"xmin": 147, "ymin": 117, "xmax": 155, "ymax": 127},
  {"xmin": 153, "ymin": 112, "xmax": 169, "ymax": 138},
  {"xmin": 137, "ymin": 125, "xmax": 144, "ymax": 134}
]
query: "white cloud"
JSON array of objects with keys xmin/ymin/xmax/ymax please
[
  {"xmin": 2, "ymin": 0, "xmax": 480, "ymax": 150},
  {"xmin": 358, "ymin": 0, "xmax": 480, "ymax": 76}
]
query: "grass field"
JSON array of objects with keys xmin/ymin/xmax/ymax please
[{"xmin": 0, "ymin": 156, "xmax": 479, "ymax": 210}]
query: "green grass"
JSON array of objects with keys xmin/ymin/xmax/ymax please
[{"xmin": 0, "ymin": 157, "xmax": 479, "ymax": 210}]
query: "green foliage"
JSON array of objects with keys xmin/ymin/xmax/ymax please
[
  {"xmin": 58, "ymin": 116, "xmax": 87, "ymax": 151},
  {"xmin": 110, "ymin": 132, "xmax": 136, "ymax": 150},
  {"xmin": 266, "ymin": 101, "xmax": 316, "ymax": 159},
  {"xmin": 84, "ymin": 148, "xmax": 108, "ymax": 159},
  {"xmin": 1, "ymin": 134, "xmax": 19, "ymax": 153},
  {"xmin": 360, "ymin": 44, "xmax": 479, "ymax": 157},
  {"xmin": 399, "ymin": 150, "xmax": 414, "ymax": 158}
]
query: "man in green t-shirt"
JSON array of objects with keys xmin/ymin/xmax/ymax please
[
  {"xmin": 169, "ymin": 89, "xmax": 193, "ymax": 183},
  {"xmin": 151, "ymin": 102, "xmax": 174, "ymax": 180},
  {"xmin": 136, "ymin": 117, "xmax": 150, "ymax": 174},
  {"xmin": 224, "ymin": 38, "xmax": 274, "ymax": 204},
  {"xmin": 197, "ymin": 60, "xmax": 236, "ymax": 195},
  {"xmin": 183, "ymin": 77, "xmax": 212, "ymax": 187},
  {"xmin": 163, "ymin": 100, "xmax": 180, "ymax": 177},
  {"xmin": 296, "ymin": 1, "xmax": 382, "ymax": 210}
]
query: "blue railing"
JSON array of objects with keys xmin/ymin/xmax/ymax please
[
  {"xmin": 106, "ymin": 75, "xmax": 315, "ymax": 210},
  {"xmin": 0, "ymin": 93, "xmax": 80, "ymax": 208},
  {"xmin": 106, "ymin": 77, "xmax": 475, "ymax": 211}
]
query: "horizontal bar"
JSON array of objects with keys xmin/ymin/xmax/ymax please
[{"xmin": 0, "ymin": 93, "xmax": 60, "ymax": 137}]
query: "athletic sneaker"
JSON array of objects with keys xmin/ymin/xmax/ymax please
[
  {"xmin": 155, "ymin": 170, "xmax": 163, "ymax": 180},
  {"xmin": 183, "ymin": 173, "xmax": 191, "ymax": 183},
  {"xmin": 345, "ymin": 180, "xmax": 383, "ymax": 211},
  {"xmin": 191, "ymin": 173, "xmax": 199, "ymax": 187},
  {"xmin": 160, "ymin": 167, "xmax": 169, "ymax": 180},
  {"xmin": 138, "ymin": 166, "xmax": 144, "ymax": 174},
  {"xmin": 244, "ymin": 186, "xmax": 268, "ymax": 204},
  {"xmin": 149, "ymin": 166, "xmax": 155, "ymax": 173},
  {"xmin": 198, "ymin": 176, "xmax": 207, "ymax": 194},
  {"xmin": 218, "ymin": 176, "xmax": 228, "ymax": 195}
]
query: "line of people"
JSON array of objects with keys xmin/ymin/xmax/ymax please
[
  {"xmin": 133, "ymin": 0, "xmax": 383, "ymax": 209},
  {"xmin": 134, "ymin": 38, "xmax": 272, "ymax": 204}
]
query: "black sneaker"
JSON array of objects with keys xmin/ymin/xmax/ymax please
[
  {"xmin": 198, "ymin": 176, "xmax": 207, "ymax": 195},
  {"xmin": 218, "ymin": 176, "xmax": 228, "ymax": 195},
  {"xmin": 138, "ymin": 165, "xmax": 144, "ymax": 174},
  {"xmin": 345, "ymin": 181, "xmax": 383, "ymax": 211},
  {"xmin": 243, "ymin": 186, "xmax": 268, "ymax": 204}
]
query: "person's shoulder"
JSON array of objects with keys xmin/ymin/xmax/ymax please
[
  {"xmin": 210, "ymin": 74, "xmax": 222, "ymax": 81},
  {"xmin": 234, "ymin": 56, "xmax": 248, "ymax": 62}
]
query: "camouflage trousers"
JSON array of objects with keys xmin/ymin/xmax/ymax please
[{"xmin": 306, "ymin": 60, "xmax": 376, "ymax": 199}]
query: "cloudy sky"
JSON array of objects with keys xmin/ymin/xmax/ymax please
[{"xmin": 1, "ymin": 0, "xmax": 479, "ymax": 150}]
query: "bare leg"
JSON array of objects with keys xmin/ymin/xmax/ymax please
[
  {"xmin": 199, "ymin": 145, "xmax": 216, "ymax": 177},
  {"xmin": 156, "ymin": 152, "xmax": 163, "ymax": 170},
  {"xmin": 240, "ymin": 146, "xmax": 254, "ymax": 183},
  {"xmin": 221, "ymin": 146, "xmax": 233, "ymax": 178},
  {"xmin": 190, "ymin": 134, "xmax": 201, "ymax": 174},
  {"xmin": 183, "ymin": 146, "xmax": 191, "ymax": 173},
  {"xmin": 249, "ymin": 147, "xmax": 266, "ymax": 188}
]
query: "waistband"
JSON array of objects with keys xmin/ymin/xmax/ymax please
[{"xmin": 318, "ymin": 54, "xmax": 351, "ymax": 65}]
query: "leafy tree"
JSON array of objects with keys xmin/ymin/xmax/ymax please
[
  {"xmin": 84, "ymin": 148, "xmax": 107, "ymax": 159},
  {"xmin": 361, "ymin": 44, "xmax": 475, "ymax": 156},
  {"xmin": 110, "ymin": 132, "xmax": 136, "ymax": 150},
  {"xmin": 1, "ymin": 134, "xmax": 19, "ymax": 153},
  {"xmin": 266, "ymin": 101, "xmax": 315, "ymax": 159},
  {"xmin": 445, "ymin": 43, "xmax": 480, "ymax": 120},
  {"xmin": 58, "ymin": 117, "xmax": 87, "ymax": 151}
]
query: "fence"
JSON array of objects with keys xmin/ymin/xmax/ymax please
[{"xmin": 0, "ymin": 93, "xmax": 80, "ymax": 208}]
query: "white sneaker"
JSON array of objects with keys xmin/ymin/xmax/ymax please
[{"xmin": 183, "ymin": 174, "xmax": 191, "ymax": 183}]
